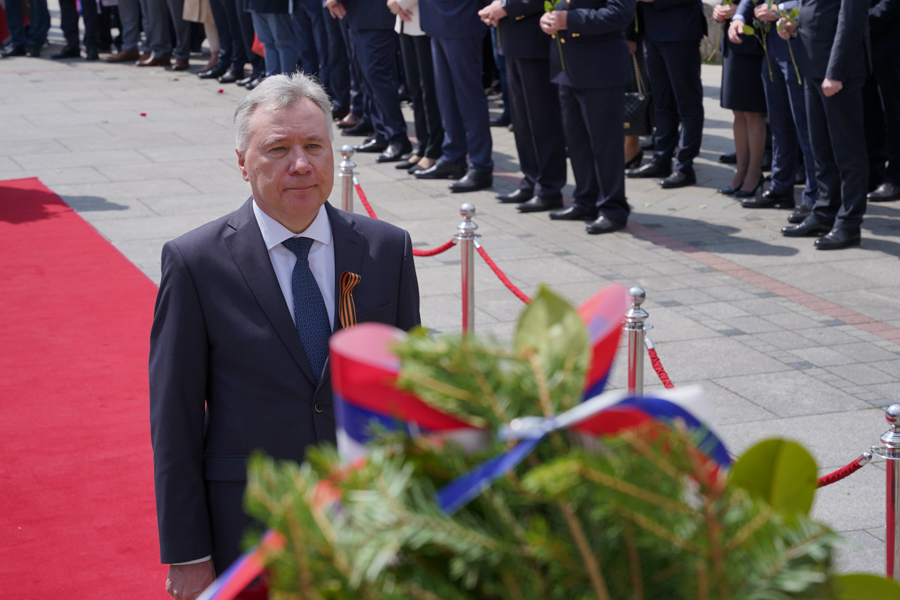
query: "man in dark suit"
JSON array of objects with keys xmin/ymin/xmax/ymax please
[
  {"xmin": 779, "ymin": 0, "xmax": 870, "ymax": 248},
  {"xmin": 626, "ymin": 0, "xmax": 706, "ymax": 188},
  {"xmin": 325, "ymin": 0, "xmax": 413, "ymax": 162},
  {"xmin": 863, "ymin": 0, "xmax": 900, "ymax": 201},
  {"xmin": 539, "ymin": 0, "xmax": 636, "ymax": 233},
  {"xmin": 479, "ymin": 0, "xmax": 568, "ymax": 212},
  {"xmin": 415, "ymin": 0, "xmax": 495, "ymax": 193},
  {"xmin": 150, "ymin": 72, "xmax": 421, "ymax": 600}
]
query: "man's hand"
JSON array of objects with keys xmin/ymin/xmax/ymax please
[
  {"xmin": 727, "ymin": 19, "xmax": 744, "ymax": 43},
  {"xmin": 822, "ymin": 78, "xmax": 843, "ymax": 97},
  {"xmin": 478, "ymin": 0, "xmax": 508, "ymax": 26},
  {"xmin": 777, "ymin": 18, "xmax": 796, "ymax": 39},
  {"xmin": 166, "ymin": 562, "xmax": 216, "ymax": 600},
  {"xmin": 325, "ymin": 0, "xmax": 347, "ymax": 19},
  {"xmin": 387, "ymin": 0, "xmax": 413, "ymax": 20},
  {"xmin": 753, "ymin": 3, "xmax": 777, "ymax": 21},
  {"xmin": 627, "ymin": 40, "xmax": 637, "ymax": 53},
  {"xmin": 712, "ymin": 3, "xmax": 736, "ymax": 22},
  {"xmin": 539, "ymin": 10, "xmax": 567, "ymax": 33}
]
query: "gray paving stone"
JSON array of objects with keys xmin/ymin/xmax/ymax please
[
  {"xmin": 826, "ymin": 363, "xmax": 898, "ymax": 386},
  {"xmin": 713, "ymin": 371, "xmax": 868, "ymax": 417},
  {"xmin": 790, "ymin": 346, "xmax": 861, "ymax": 368}
]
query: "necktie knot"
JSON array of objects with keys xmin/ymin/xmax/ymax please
[{"xmin": 282, "ymin": 237, "xmax": 314, "ymax": 261}]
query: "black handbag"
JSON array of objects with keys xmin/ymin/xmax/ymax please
[{"xmin": 624, "ymin": 55, "xmax": 653, "ymax": 137}]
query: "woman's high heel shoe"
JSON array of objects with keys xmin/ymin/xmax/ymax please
[
  {"xmin": 717, "ymin": 185, "xmax": 739, "ymax": 195},
  {"xmin": 625, "ymin": 150, "xmax": 643, "ymax": 170},
  {"xmin": 733, "ymin": 176, "xmax": 764, "ymax": 198}
]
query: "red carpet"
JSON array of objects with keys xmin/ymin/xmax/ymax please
[{"xmin": 0, "ymin": 179, "xmax": 168, "ymax": 598}]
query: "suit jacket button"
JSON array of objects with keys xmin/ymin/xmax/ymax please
[{"xmin": 314, "ymin": 402, "xmax": 324, "ymax": 413}]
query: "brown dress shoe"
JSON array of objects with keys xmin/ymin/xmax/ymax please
[
  {"xmin": 106, "ymin": 50, "xmax": 140, "ymax": 63},
  {"xmin": 336, "ymin": 113, "xmax": 360, "ymax": 128},
  {"xmin": 137, "ymin": 53, "xmax": 171, "ymax": 67},
  {"xmin": 138, "ymin": 52, "xmax": 151, "ymax": 63},
  {"xmin": 172, "ymin": 59, "xmax": 190, "ymax": 71}
]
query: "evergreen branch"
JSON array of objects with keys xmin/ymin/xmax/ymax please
[
  {"xmin": 702, "ymin": 496, "xmax": 726, "ymax": 600},
  {"xmin": 726, "ymin": 506, "xmax": 773, "ymax": 552},
  {"xmin": 649, "ymin": 562, "xmax": 686, "ymax": 586},
  {"xmin": 558, "ymin": 501, "xmax": 612, "ymax": 600},
  {"xmin": 755, "ymin": 522, "xmax": 831, "ymax": 587},
  {"xmin": 697, "ymin": 560, "xmax": 710, "ymax": 600},
  {"xmin": 620, "ymin": 430, "xmax": 682, "ymax": 483},
  {"xmin": 619, "ymin": 507, "xmax": 703, "ymax": 554},
  {"xmin": 400, "ymin": 582, "xmax": 450, "ymax": 600},
  {"xmin": 462, "ymin": 340, "xmax": 511, "ymax": 422},
  {"xmin": 525, "ymin": 349, "xmax": 555, "ymax": 419},
  {"xmin": 401, "ymin": 371, "xmax": 477, "ymax": 403},
  {"xmin": 500, "ymin": 569, "xmax": 526, "ymax": 600},
  {"xmin": 623, "ymin": 522, "xmax": 644, "ymax": 600},
  {"xmin": 284, "ymin": 502, "xmax": 325, "ymax": 600},
  {"xmin": 580, "ymin": 464, "xmax": 696, "ymax": 516},
  {"xmin": 552, "ymin": 352, "xmax": 580, "ymax": 412}
]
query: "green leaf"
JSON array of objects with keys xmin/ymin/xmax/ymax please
[
  {"xmin": 514, "ymin": 286, "xmax": 588, "ymax": 385},
  {"xmin": 543, "ymin": 0, "xmax": 552, "ymax": 11},
  {"xmin": 742, "ymin": 24, "xmax": 756, "ymax": 35},
  {"xmin": 729, "ymin": 439, "xmax": 818, "ymax": 515},
  {"xmin": 833, "ymin": 573, "xmax": 900, "ymax": 600}
]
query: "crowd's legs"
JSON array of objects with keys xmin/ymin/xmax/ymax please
[{"xmin": 398, "ymin": 33, "xmax": 443, "ymax": 171}]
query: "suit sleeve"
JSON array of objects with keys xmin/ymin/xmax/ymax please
[
  {"xmin": 733, "ymin": 0, "xmax": 755, "ymax": 22},
  {"xmin": 395, "ymin": 231, "xmax": 422, "ymax": 331},
  {"xmin": 149, "ymin": 241, "xmax": 213, "ymax": 564},
  {"xmin": 826, "ymin": 0, "xmax": 868, "ymax": 80},
  {"xmin": 505, "ymin": 0, "xmax": 545, "ymax": 19},
  {"xmin": 650, "ymin": 0, "xmax": 700, "ymax": 13},
  {"xmin": 566, "ymin": 0, "xmax": 636, "ymax": 35},
  {"xmin": 870, "ymin": 0, "xmax": 900, "ymax": 32}
]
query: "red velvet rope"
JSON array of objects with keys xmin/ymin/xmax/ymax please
[
  {"xmin": 647, "ymin": 347, "xmax": 674, "ymax": 389},
  {"xmin": 412, "ymin": 239, "xmax": 457, "ymax": 257},
  {"xmin": 354, "ymin": 182, "xmax": 378, "ymax": 220},
  {"xmin": 475, "ymin": 245, "xmax": 532, "ymax": 304},
  {"xmin": 817, "ymin": 453, "xmax": 871, "ymax": 488}
]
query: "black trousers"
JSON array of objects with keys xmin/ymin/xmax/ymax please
[
  {"xmin": 235, "ymin": 0, "xmax": 264, "ymax": 75},
  {"xmin": 807, "ymin": 76, "xmax": 868, "ymax": 231},
  {"xmin": 506, "ymin": 56, "xmax": 566, "ymax": 199},
  {"xmin": 399, "ymin": 34, "xmax": 443, "ymax": 160},
  {"xmin": 864, "ymin": 48, "xmax": 900, "ymax": 187},
  {"xmin": 560, "ymin": 84, "xmax": 629, "ymax": 224},
  {"xmin": 351, "ymin": 28, "xmax": 407, "ymax": 145},
  {"xmin": 644, "ymin": 39, "xmax": 704, "ymax": 172},
  {"xmin": 60, "ymin": 0, "xmax": 100, "ymax": 49}
]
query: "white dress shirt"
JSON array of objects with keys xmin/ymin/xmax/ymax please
[{"xmin": 171, "ymin": 201, "xmax": 335, "ymax": 567}]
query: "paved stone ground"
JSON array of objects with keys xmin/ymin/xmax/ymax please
[{"xmin": 3, "ymin": 23, "xmax": 900, "ymax": 574}]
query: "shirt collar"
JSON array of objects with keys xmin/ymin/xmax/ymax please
[{"xmin": 252, "ymin": 200, "xmax": 332, "ymax": 251}]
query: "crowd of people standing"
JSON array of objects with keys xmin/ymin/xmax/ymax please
[{"xmin": 0, "ymin": 0, "xmax": 898, "ymax": 246}]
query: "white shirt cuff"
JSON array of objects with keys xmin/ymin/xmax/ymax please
[{"xmin": 172, "ymin": 556, "xmax": 212, "ymax": 565}]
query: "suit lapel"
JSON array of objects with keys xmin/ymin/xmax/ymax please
[
  {"xmin": 224, "ymin": 199, "xmax": 319, "ymax": 388},
  {"xmin": 327, "ymin": 203, "xmax": 365, "ymax": 336}
]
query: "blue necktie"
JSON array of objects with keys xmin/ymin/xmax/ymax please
[{"xmin": 282, "ymin": 237, "xmax": 331, "ymax": 384}]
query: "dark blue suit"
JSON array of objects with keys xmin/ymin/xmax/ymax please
[
  {"xmin": 149, "ymin": 200, "xmax": 421, "ymax": 572},
  {"xmin": 339, "ymin": 0, "xmax": 409, "ymax": 144},
  {"xmin": 498, "ymin": 0, "xmax": 567, "ymax": 199},
  {"xmin": 734, "ymin": 0, "xmax": 818, "ymax": 207},
  {"xmin": 293, "ymin": 0, "xmax": 330, "ymax": 89},
  {"xmin": 863, "ymin": 0, "xmax": 900, "ymax": 187},
  {"xmin": 550, "ymin": 0, "xmax": 635, "ymax": 224},
  {"xmin": 640, "ymin": 0, "xmax": 706, "ymax": 172},
  {"xmin": 420, "ymin": 0, "xmax": 494, "ymax": 172}
]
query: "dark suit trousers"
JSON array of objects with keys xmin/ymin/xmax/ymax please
[
  {"xmin": 763, "ymin": 33, "xmax": 818, "ymax": 206},
  {"xmin": 350, "ymin": 28, "xmax": 408, "ymax": 145},
  {"xmin": 294, "ymin": 2, "xmax": 329, "ymax": 85},
  {"xmin": 60, "ymin": 0, "xmax": 100, "ymax": 49},
  {"xmin": 807, "ymin": 76, "xmax": 868, "ymax": 231},
  {"xmin": 235, "ymin": 0, "xmax": 265, "ymax": 75},
  {"xmin": 644, "ymin": 39, "xmax": 704, "ymax": 172},
  {"xmin": 506, "ymin": 56, "xmax": 567, "ymax": 199},
  {"xmin": 342, "ymin": 24, "xmax": 370, "ymax": 120},
  {"xmin": 560, "ymin": 84, "xmax": 629, "ymax": 224},
  {"xmin": 431, "ymin": 35, "xmax": 494, "ymax": 171},
  {"xmin": 864, "ymin": 48, "xmax": 900, "ymax": 186},
  {"xmin": 207, "ymin": 0, "xmax": 236, "ymax": 67},
  {"xmin": 322, "ymin": 9, "xmax": 351, "ymax": 112},
  {"xmin": 400, "ymin": 33, "xmax": 444, "ymax": 160}
]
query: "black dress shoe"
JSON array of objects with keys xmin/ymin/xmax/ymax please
[
  {"xmin": 517, "ymin": 196, "xmax": 563, "ymax": 213},
  {"xmin": 868, "ymin": 182, "xmax": 900, "ymax": 202},
  {"xmin": 200, "ymin": 63, "xmax": 229, "ymax": 79},
  {"xmin": 407, "ymin": 164, "xmax": 424, "ymax": 175},
  {"xmin": 815, "ymin": 228, "xmax": 861, "ymax": 250},
  {"xmin": 450, "ymin": 169, "xmax": 492, "ymax": 193},
  {"xmin": 376, "ymin": 139, "xmax": 413, "ymax": 162},
  {"xmin": 85, "ymin": 47, "xmax": 100, "ymax": 61},
  {"xmin": 490, "ymin": 113, "xmax": 511, "ymax": 127},
  {"xmin": 51, "ymin": 44, "xmax": 80, "ymax": 59},
  {"xmin": 2, "ymin": 45, "xmax": 27, "ymax": 57},
  {"xmin": 395, "ymin": 157, "xmax": 420, "ymax": 169},
  {"xmin": 26, "ymin": 46, "xmax": 41, "ymax": 57},
  {"xmin": 218, "ymin": 67, "xmax": 245, "ymax": 84},
  {"xmin": 787, "ymin": 202, "xmax": 812, "ymax": 224},
  {"xmin": 781, "ymin": 216, "xmax": 831, "ymax": 237},
  {"xmin": 627, "ymin": 161, "xmax": 671, "ymax": 179},
  {"xmin": 342, "ymin": 122, "xmax": 375, "ymax": 137},
  {"xmin": 586, "ymin": 215, "xmax": 626, "ymax": 235},
  {"xmin": 660, "ymin": 169, "xmax": 696, "ymax": 189},
  {"xmin": 415, "ymin": 160, "xmax": 466, "ymax": 180},
  {"xmin": 719, "ymin": 152, "xmax": 737, "ymax": 164},
  {"xmin": 549, "ymin": 205, "xmax": 595, "ymax": 221},
  {"xmin": 496, "ymin": 188, "xmax": 533, "ymax": 204},
  {"xmin": 742, "ymin": 188, "xmax": 795, "ymax": 209},
  {"xmin": 625, "ymin": 150, "xmax": 643, "ymax": 170},
  {"xmin": 733, "ymin": 176, "xmax": 764, "ymax": 198},
  {"xmin": 356, "ymin": 138, "xmax": 389, "ymax": 153}
]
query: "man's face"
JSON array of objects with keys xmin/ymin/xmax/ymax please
[{"xmin": 237, "ymin": 98, "xmax": 334, "ymax": 233}]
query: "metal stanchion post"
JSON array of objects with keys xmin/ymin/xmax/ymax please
[
  {"xmin": 456, "ymin": 204, "xmax": 478, "ymax": 335},
  {"xmin": 874, "ymin": 405, "xmax": 900, "ymax": 580},
  {"xmin": 339, "ymin": 145, "xmax": 356, "ymax": 213},
  {"xmin": 624, "ymin": 287, "xmax": 651, "ymax": 396}
]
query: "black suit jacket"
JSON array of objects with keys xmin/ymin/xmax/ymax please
[
  {"xmin": 870, "ymin": 0, "xmax": 900, "ymax": 49},
  {"xmin": 498, "ymin": 0, "xmax": 551, "ymax": 59},
  {"xmin": 420, "ymin": 0, "xmax": 489, "ymax": 38},
  {"xmin": 549, "ymin": 0, "xmax": 636, "ymax": 89},
  {"xmin": 149, "ymin": 200, "xmax": 420, "ymax": 567},
  {"xmin": 798, "ymin": 0, "xmax": 869, "ymax": 80},
  {"xmin": 640, "ymin": 0, "xmax": 707, "ymax": 41},
  {"xmin": 342, "ymin": 0, "xmax": 396, "ymax": 30}
]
